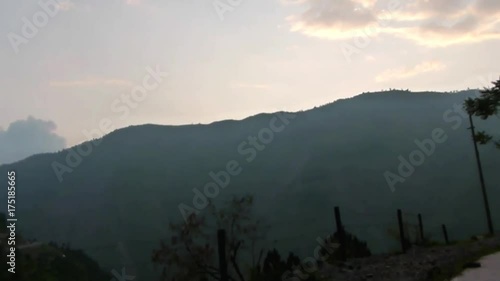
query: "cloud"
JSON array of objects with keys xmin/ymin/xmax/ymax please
[
  {"xmin": 0, "ymin": 117, "xmax": 66, "ymax": 165},
  {"xmin": 125, "ymin": 0, "xmax": 142, "ymax": 6},
  {"xmin": 56, "ymin": 0, "xmax": 75, "ymax": 11},
  {"xmin": 49, "ymin": 78, "xmax": 133, "ymax": 88},
  {"xmin": 365, "ymin": 55, "xmax": 376, "ymax": 61},
  {"xmin": 230, "ymin": 83, "xmax": 272, "ymax": 90},
  {"xmin": 287, "ymin": 0, "xmax": 377, "ymax": 39},
  {"xmin": 375, "ymin": 60, "xmax": 446, "ymax": 83},
  {"xmin": 285, "ymin": 0, "xmax": 500, "ymax": 46}
]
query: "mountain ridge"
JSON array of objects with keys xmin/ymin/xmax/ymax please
[
  {"xmin": 0, "ymin": 89, "xmax": 481, "ymax": 168},
  {"xmin": 0, "ymin": 88, "xmax": 497, "ymax": 280}
]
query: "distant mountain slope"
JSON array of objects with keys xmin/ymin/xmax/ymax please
[{"xmin": 1, "ymin": 90, "xmax": 499, "ymax": 280}]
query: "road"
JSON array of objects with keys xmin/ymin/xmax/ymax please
[{"xmin": 452, "ymin": 252, "xmax": 500, "ymax": 281}]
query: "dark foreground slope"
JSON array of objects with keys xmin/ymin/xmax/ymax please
[
  {"xmin": 0, "ymin": 213, "xmax": 111, "ymax": 281},
  {"xmin": 1, "ymin": 90, "xmax": 499, "ymax": 279}
]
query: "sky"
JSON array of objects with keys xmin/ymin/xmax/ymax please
[{"xmin": 0, "ymin": 0, "xmax": 499, "ymax": 164}]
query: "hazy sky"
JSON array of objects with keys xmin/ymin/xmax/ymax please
[{"xmin": 1, "ymin": 0, "xmax": 500, "ymax": 158}]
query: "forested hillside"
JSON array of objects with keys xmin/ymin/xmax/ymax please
[{"xmin": 1, "ymin": 90, "xmax": 499, "ymax": 280}]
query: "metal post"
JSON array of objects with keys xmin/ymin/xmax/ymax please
[
  {"xmin": 217, "ymin": 229, "xmax": 228, "ymax": 281},
  {"xmin": 418, "ymin": 214, "xmax": 424, "ymax": 244},
  {"xmin": 397, "ymin": 209, "xmax": 407, "ymax": 253},
  {"xmin": 334, "ymin": 206, "xmax": 346, "ymax": 261},
  {"xmin": 442, "ymin": 224, "xmax": 450, "ymax": 245},
  {"xmin": 468, "ymin": 114, "xmax": 494, "ymax": 235}
]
